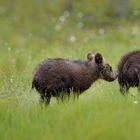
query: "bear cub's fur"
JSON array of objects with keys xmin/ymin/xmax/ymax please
[
  {"xmin": 32, "ymin": 52, "xmax": 117, "ymax": 104},
  {"xmin": 118, "ymin": 50, "xmax": 140, "ymax": 94}
]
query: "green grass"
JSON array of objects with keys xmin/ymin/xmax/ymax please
[{"xmin": 0, "ymin": 0, "xmax": 140, "ymax": 140}]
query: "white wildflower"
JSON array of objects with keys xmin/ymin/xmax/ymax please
[
  {"xmin": 59, "ymin": 16, "xmax": 65, "ymax": 22},
  {"xmin": 8, "ymin": 47, "xmax": 11, "ymax": 51},
  {"xmin": 134, "ymin": 100, "xmax": 138, "ymax": 104},
  {"xmin": 69, "ymin": 35, "xmax": 76, "ymax": 43},
  {"xmin": 10, "ymin": 78, "xmax": 13, "ymax": 83},
  {"xmin": 77, "ymin": 22, "xmax": 83, "ymax": 28}
]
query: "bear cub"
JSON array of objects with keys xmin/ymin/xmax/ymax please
[
  {"xmin": 32, "ymin": 52, "xmax": 117, "ymax": 104},
  {"xmin": 118, "ymin": 50, "xmax": 140, "ymax": 94}
]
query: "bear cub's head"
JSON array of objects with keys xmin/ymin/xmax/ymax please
[{"xmin": 87, "ymin": 52, "xmax": 118, "ymax": 82}]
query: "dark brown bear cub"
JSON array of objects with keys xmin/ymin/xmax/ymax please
[
  {"xmin": 118, "ymin": 50, "xmax": 140, "ymax": 94},
  {"xmin": 32, "ymin": 52, "xmax": 117, "ymax": 104}
]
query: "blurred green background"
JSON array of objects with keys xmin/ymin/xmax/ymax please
[{"xmin": 0, "ymin": 0, "xmax": 140, "ymax": 140}]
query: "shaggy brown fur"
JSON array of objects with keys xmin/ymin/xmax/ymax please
[
  {"xmin": 32, "ymin": 53, "xmax": 117, "ymax": 104},
  {"xmin": 118, "ymin": 50, "xmax": 140, "ymax": 94}
]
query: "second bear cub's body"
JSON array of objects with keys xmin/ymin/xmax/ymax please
[{"xmin": 118, "ymin": 50, "xmax": 140, "ymax": 93}]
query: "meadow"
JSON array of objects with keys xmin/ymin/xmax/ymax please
[{"xmin": 0, "ymin": 0, "xmax": 140, "ymax": 140}]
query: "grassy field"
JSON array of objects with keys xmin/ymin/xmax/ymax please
[{"xmin": 0, "ymin": 0, "xmax": 140, "ymax": 140}]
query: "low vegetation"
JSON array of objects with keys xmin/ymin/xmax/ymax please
[{"xmin": 0, "ymin": 0, "xmax": 140, "ymax": 140}]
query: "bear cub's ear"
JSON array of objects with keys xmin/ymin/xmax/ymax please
[
  {"xmin": 95, "ymin": 53, "xmax": 103, "ymax": 64},
  {"xmin": 87, "ymin": 53, "xmax": 94, "ymax": 61}
]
